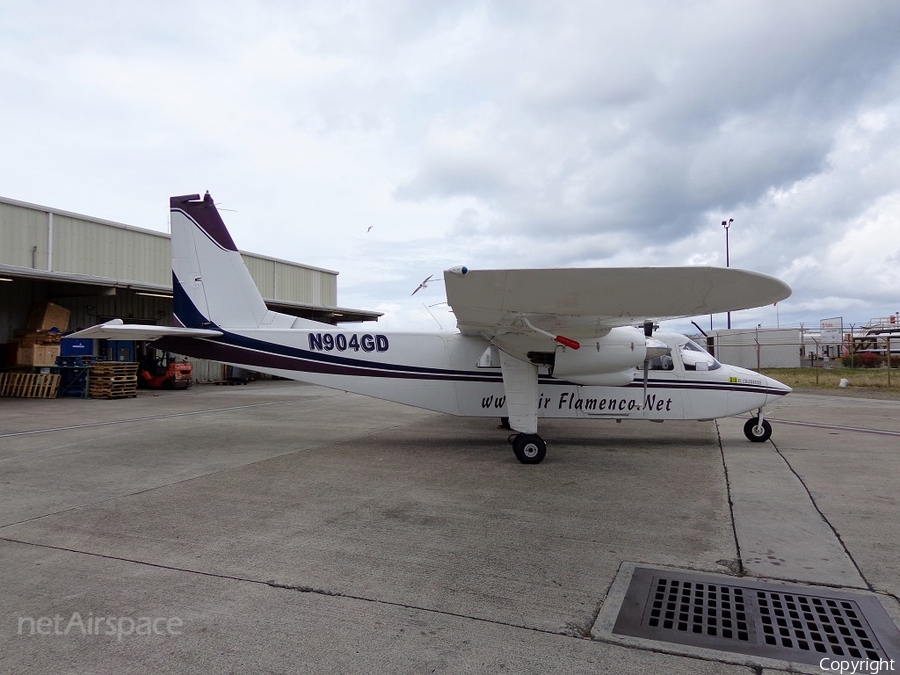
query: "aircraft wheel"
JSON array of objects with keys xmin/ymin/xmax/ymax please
[
  {"xmin": 512, "ymin": 433, "xmax": 546, "ymax": 464},
  {"xmin": 744, "ymin": 417, "xmax": 772, "ymax": 442}
]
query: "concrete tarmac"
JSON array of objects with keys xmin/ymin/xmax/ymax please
[{"xmin": 1, "ymin": 382, "xmax": 898, "ymax": 674}]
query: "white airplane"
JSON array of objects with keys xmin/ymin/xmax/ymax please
[{"xmin": 71, "ymin": 192, "xmax": 792, "ymax": 464}]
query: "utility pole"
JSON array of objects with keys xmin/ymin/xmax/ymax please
[{"xmin": 722, "ymin": 218, "xmax": 733, "ymax": 329}]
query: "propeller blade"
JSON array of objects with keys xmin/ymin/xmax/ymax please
[{"xmin": 643, "ymin": 359, "xmax": 649, "ymax": 401}]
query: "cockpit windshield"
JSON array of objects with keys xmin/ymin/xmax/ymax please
[{"xmin": 679, "ymin": 339, "xmax": 721, "ymax": 371}]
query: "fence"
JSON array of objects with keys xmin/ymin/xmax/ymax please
[{"xmin": 703, "ymin": 328, "xmax": 898, "ymax": 372}]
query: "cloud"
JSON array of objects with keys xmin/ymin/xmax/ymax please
[{"xmin": 1, "ymin": 0, "xmax": 899, "ymax": 332}]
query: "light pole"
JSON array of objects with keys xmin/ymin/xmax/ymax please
[{"xmin": 722, "ymin": 218, "xmax": 733, "ymax": 329}]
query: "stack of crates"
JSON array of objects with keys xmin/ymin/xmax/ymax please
[{"xmin": 15, "ymin": 302, "xmax": 71, "ymax": 367}]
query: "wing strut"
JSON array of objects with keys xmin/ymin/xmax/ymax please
[
  {"xmin": 498, "ymin": 350, "xmax": 539, "ymax": 434},
  {"xmin": 498, "ymin": 350, "xmax": 547, "ymax": 464}
]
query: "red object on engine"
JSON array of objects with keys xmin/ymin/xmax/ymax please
[{"xmin": 554, "ymin": 335, "xmax": 581, "ymax": 350}]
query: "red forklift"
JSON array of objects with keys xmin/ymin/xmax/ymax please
[{"xmin": 137, "ymin": 346, "xmax": 194, "ymax": 390}]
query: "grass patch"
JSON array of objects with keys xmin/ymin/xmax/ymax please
[{"xmin": 758, "ymin": 367, "xmax": 900, "ymax": 396}]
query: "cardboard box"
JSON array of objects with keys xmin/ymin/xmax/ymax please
[
  {"xmin": 16, "ymin": 344, "xmax": 61, "ymax": 367},
  {"xmin": 26, "ymin": 302, "xmax": 71, "ymax": 333}
]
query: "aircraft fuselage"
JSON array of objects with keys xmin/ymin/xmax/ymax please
[{"xmin": 157, "ymin": 328, "xmax": 788, "ymax": 423}]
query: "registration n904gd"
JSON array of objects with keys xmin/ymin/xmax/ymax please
[{"xmin": 307, "ymin": 333, "xmax": 390, "ymax": 353}]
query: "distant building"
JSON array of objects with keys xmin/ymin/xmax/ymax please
[{"xmin": 708, "ymin": 328, "xmax": 803, "ymax": 369}]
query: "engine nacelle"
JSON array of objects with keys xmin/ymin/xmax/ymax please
[{"xmin": 552, "ymin": 326, "xmax": 646, "ymax": 386}]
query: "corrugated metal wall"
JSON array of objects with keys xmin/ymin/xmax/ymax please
[
  {"xmin": 243, "ymin": 255, "xmax": 278, "ymax": 298},
  {"xmin": 52, "ymin": 214, "xmax": 171, "ymax": 285},
  {"xmin": 277, "ymin": 260, "xmax": 335, "ymax": 307},
  {"xmin": 242, "ymin": 254, "xmax": 337, "ymax": 306},
  {"xmin": 0, "ymin": 196, "xmax": 338, "ymax": 306},
  {"xmin": 0, "ymin": 202, "xmax": 49, "ymax": 269}
]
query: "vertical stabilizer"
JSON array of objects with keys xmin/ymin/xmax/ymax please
[{"xmin": 170, "ymin": 192, "xmax": 269, "ymax": 329}]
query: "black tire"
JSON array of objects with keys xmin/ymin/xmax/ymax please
[
  {"xmin": 512, "ymin": 433, "xmax": 547, "ymax": 464},
  {"xmin": 744, "ymin": 417, "xmax": 772, "ymax": 442}
]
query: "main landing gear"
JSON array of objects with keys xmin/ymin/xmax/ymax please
[
  {"xmin": 500, "ymin": 418, "xmax": 546, "ymax": 464},
  {"xmin": 508, "ymin": 433, "xmax": 547, "ymax": 464}
]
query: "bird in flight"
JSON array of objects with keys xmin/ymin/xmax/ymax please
[{"xmin": 411, "ymin": 274, "xmax": 434, "ymax": 295}]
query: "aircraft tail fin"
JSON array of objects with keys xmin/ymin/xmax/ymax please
[{"xmin": 170, "ymin": 192, "xmax": 272, "ymax": 330}]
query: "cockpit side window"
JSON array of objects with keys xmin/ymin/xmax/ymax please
[{"xmin": 680, "ymin": 339, "xmax": 721, "ymax": 371}]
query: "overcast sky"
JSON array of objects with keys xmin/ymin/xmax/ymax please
[{"xmin": 2, "ymin": 1, "xmax": 899, "ymax": 334}]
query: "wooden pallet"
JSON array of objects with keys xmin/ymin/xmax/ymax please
[
  {"xmin": 90, "ymin": 362, "xmax": 139, "ymax": 377},
  {"xmin": 89, "ymin": 363, "xmax": 139, "ymax": 399},
  {"xmin": 89, "ymin": 377, "xmax": 138, "ymax": 399},
  {"xmin": 0, "ymin": 372, "xmax": 60, "ymax": 398}
]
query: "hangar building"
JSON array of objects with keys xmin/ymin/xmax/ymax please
[{"xmin": 0, "ymin": 194, "xmax": 380, "ymax": 383}]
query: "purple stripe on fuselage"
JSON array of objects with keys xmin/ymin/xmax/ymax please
[
  {"xmin": 152, "ymin": 335, "xmax": 502, "ymax": 383},
  {"xmin": 170, "ymin": 192, "xmax": 238, "ymax": 252}
]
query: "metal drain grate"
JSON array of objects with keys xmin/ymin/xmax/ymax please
[
  {"xmin": 757, "ymin": 588, "xmax": 881, "ymax": 660},
  {"xmin": 613, "ymin": 567, "xmax": 900, "ymax": 667},
  {"xmin": 645, "ymin": 576, "xmax": 754, "ymax": 642}
]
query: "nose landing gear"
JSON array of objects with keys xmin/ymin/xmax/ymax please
[{"xmin": 744, "ymin": 409, "xmax": 772, "ymax": 442}]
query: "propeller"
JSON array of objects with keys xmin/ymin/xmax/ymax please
[{"xmin": 642, "ymin": 321, "xmax": 653, "ymax": 401}]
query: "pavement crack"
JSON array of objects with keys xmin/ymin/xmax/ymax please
[
  {"xmin": 262, "ymin": 579, "xmax": 566, "ymax": 638},
  {"xmin": 715, "ymin": 420, "xmax": 746, "ymax": 577},
  {"xmin": 0, "ymin": 536, "xmax": 262, "ymax": 586},
  {"xmin": 264, "ymin": 580, "xmax": 344, "ymax": 597},
  {"xmin": 769, "ymin": 439, "xmax": 874, "ymax": 593}
]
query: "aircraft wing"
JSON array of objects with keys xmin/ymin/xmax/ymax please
[
  {"xmin": 67, "ymin": 319, "xmax": 223, "ymax": 341},
  {"xmin": 444, "ymin": 266, "xmax": 791, "ymax": 340}
]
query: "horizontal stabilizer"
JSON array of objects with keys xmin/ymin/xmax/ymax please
[{"xmin": 67, "ymin": 319, "xmax": 223, "ymax": 341}]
